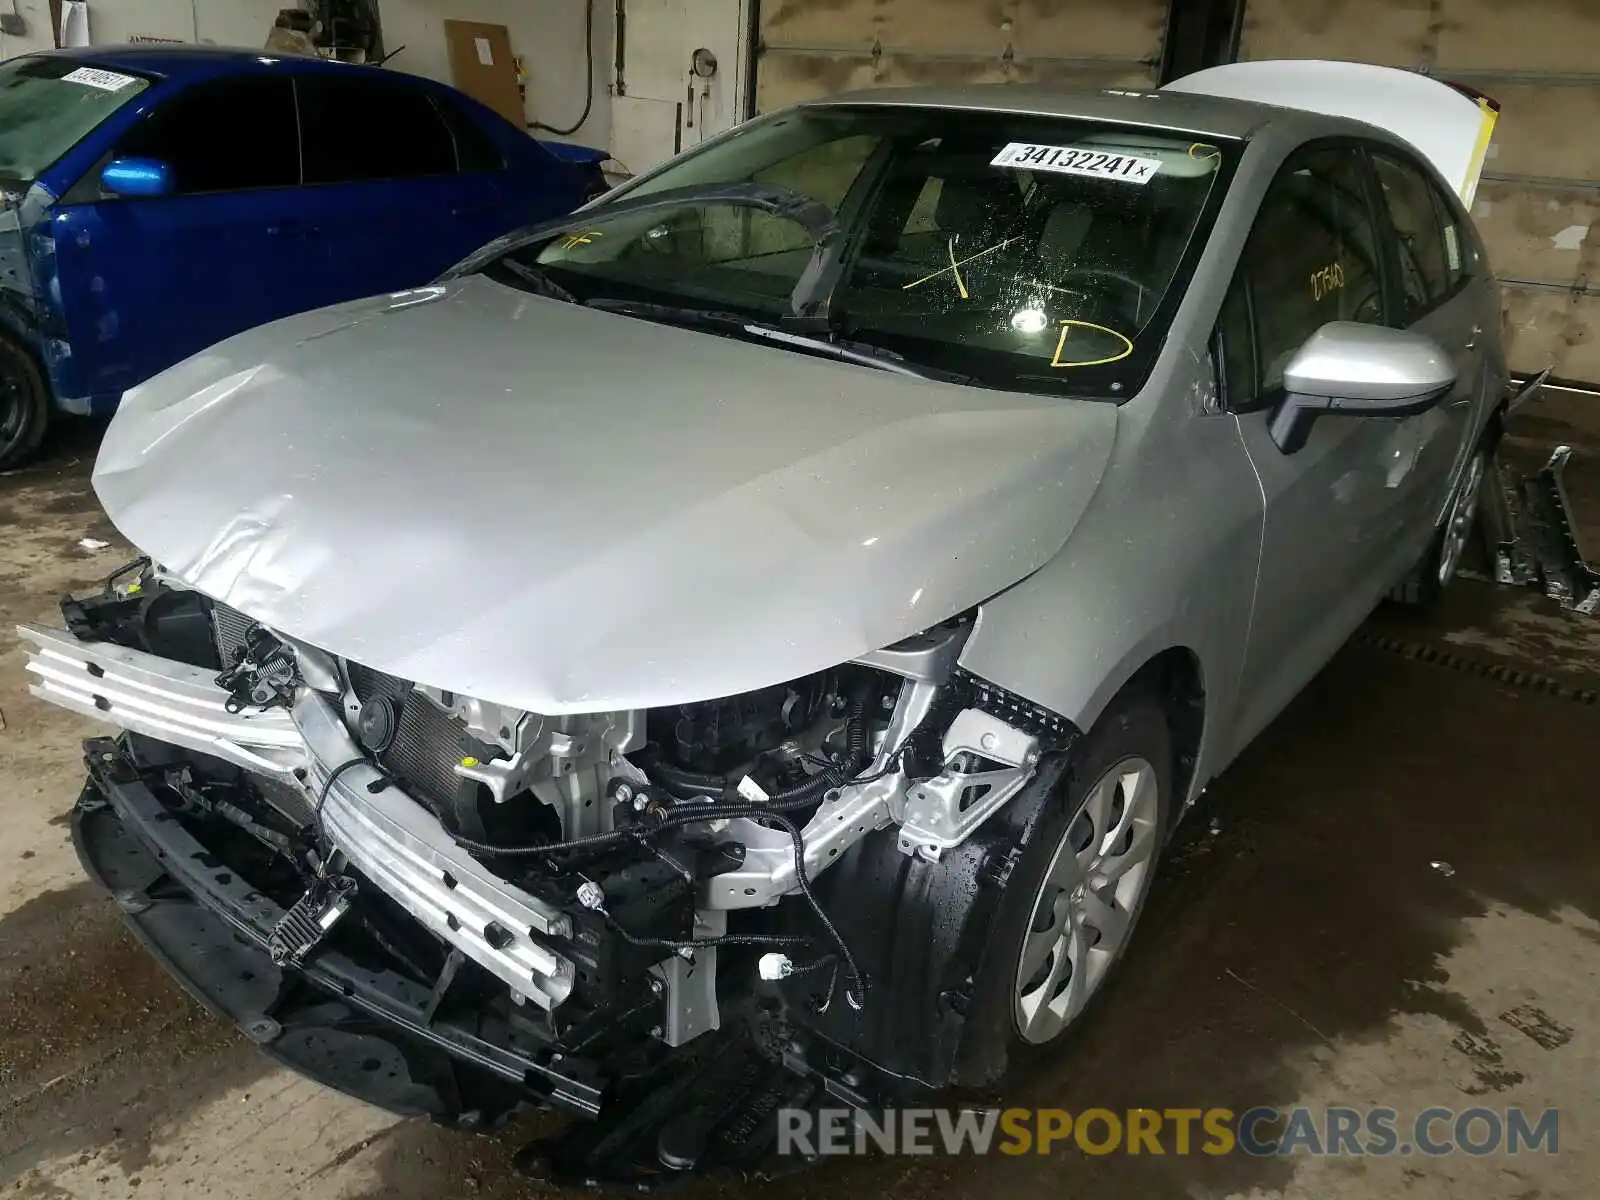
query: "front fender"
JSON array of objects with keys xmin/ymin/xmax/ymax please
[{"xmin": 957, "ymin": 385, "xmax": 1265, "ymax": 800}]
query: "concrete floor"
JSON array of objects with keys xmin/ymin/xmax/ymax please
[{"xmin": 3, "ymin": 402, "xmax": 1599, "ymax": 1200}]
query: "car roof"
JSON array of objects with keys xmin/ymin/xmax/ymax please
[
  {"xmin": 25, "ymin": 43, "xmax": 406, "ymax": 83},
  {"xmin": 800, "ymin": 83, "xmax": 1337, "ymax": 142}
]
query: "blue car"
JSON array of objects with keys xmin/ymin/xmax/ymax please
[{"xmin": 0, "ymin": 45, "xmax": 594, "ymax": 468}]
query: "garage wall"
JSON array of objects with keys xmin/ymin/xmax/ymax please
[
  {"xmin": 0, "ymin": 0, "xmax": 612, "ymax": 148},
  {"xmin": 1240, "ymin": 0, "xmax": 1600, "ymax": 385},
  {"xmin": 753, "ymin": 0, "xmax": 1167, "ymax": 113},
  {"xmin": 380, "ymin": 0, "xmax": 611, "ymax": 146}
]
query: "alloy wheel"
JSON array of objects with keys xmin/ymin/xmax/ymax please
[{"xmin": 1013, "ymin": 755, "xmax": 1160, "ymax": 1044}]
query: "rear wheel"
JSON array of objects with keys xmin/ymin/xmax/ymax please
[
  {"xmin": 1390, "ymin": 423, "xmax": 1499, "ymax": 609},
  {"xmin": 954, "ymin": 692, "xmax": 1172, "ymax": 1083},
  {"xmin": 0, "ymin": 333, "xmax": 48, "ymax": 471}
]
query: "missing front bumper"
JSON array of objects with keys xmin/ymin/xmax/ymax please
[
  {"xmin": 72, "ymin": 738, "xmax": 605, "ymax": 1121},
  {"xmin": 70, "ymin": 741, "xmax": 874, "ymax": 1186},
  {"xmin": 20, "ymin": 622, "xmax": 576, "ymax": 1010}
]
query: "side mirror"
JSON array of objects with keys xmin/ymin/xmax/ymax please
[
  {"xmin": 1268, "ymin": 322, "xmax": 1456, "ymax": 453},
  {"xmin": 100, "ymin": 156, "xmax": 173, "ymax": 199}
]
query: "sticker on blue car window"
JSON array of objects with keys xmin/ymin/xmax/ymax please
[
  {"xmin": 62, "ymin": 66, "xmax": 138, "ymax": 92},
  {"xmin": 990, "ymin": 142, "xmax": 1161, "ymax": 184}
]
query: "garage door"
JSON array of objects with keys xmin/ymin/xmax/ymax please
[
  {"xmin": 1240, "ymin": 0, "xmax": 1600, "ymax": 386},
  {"xmin": 753, "ymin": 0, "xmax": 1167, "ymax": 113}
]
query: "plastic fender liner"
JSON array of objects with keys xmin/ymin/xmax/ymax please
[{"xmin": 776, "ymin": 749, "xmax": 1074, "ymax": 1088}]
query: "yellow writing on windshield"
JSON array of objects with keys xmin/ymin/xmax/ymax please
[
  {"xmin": 903, "ymin": 237, "xmax": 1022, "ymax": 294},
  {"xmin": 1050, "ymin": 319, "xmax": 1135, "ymax": 368}
]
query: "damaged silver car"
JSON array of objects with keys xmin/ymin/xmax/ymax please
[{"xmin": 21, "ymin": 62, "xmax": 1510, "ymax": 1183}]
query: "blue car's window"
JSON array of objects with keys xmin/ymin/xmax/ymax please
[
  {"xmin": 0, "ymin": 56, "xmax": 150, "ymax": 187},
  {"xmin": 296, "ymin": 75, "xmax": 457, "ymax": 184},
  {"xmin": 435, "ymin": 95, "xmax": 506, "ymax": 172},
  {"xmin": 117, "ymin": 76, "xmax": 298, "ymax": 194}
]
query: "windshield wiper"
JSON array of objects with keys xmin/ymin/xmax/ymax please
[
  {"xmin": 585, "ymin": 298, "xmax": 972, "ymax": 383},
  {"xmin": 445, "ymin": 182, "xmax": 840, "ymax": 283},
  {"xmin": 495, "ymin": 257, "xmax": 578, "ymax": 303}
]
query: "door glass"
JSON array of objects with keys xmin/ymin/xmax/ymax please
[
  {"xmin": 435, "ymin": 96, "xmax": 506, "ymax": 172},
  {"xmin": 1236, "ymin": 145, "xmax": 1385, "ymax": 394},
  {"xmin": 1371, "ymin": 151, "xmax": 1450, "ymax": 320},
  {"xmin": 296, "ymin": 75, "xmax": 457, "ymax": 184},
  {"xmin": 116, "ymin": 76, "xmax": 297, "ymax": 194}
]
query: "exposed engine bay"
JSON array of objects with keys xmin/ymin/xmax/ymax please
[{"xmin": 23, "ymin": 558, "xmax": 1077, "ymax": 1181}]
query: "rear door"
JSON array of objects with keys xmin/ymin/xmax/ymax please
[
  {"xmin": 293, "ymin": 73, "xmax": 508, "ymax": 301},
  {"xmin": 1223, "ymin": 142, "xmax": 1416, "ymax": 752},
  {"xmin": 1366, "ymin": 146, "xmax": 1487, "ymax": 523},
  {"xmin": 51, "ymin": 74, "xmax": 314, "ymax": 398}
]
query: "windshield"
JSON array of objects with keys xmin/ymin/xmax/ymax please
[
  {"xmin": 492, "ymin": 104, "xmax": 1237, "ymax": 397},
  {"xmin": 0, "ymin": 57, "xmax": 150, "ymax": 187}
]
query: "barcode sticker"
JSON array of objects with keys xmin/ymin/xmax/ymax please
[
  {"xmin": 1444, "ymin": 225, "xmax": 1462, "ymax": 272},
  {"xmin": 990, "ymin": 142, "xmax": 1161, "ymax": 185},
  {"xmin": 62, "ymin": 66, "xmax": 138, "ymax": 91}
]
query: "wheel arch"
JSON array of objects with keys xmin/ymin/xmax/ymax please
[
  {"xmin": 961, "ymin": 592, "xmax": 1225, "ymax": 810},
  {"xmin": 1113, "ymin": 645, "xmax": 1207, "ymax": 813},
  {"xmin": 0, "ymin": 317, "xmax": 51, "ymax": 469}
]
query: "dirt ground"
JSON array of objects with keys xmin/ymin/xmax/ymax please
[{"xmin": 3, "ymin": 399, "xmax": 1599, "ymax": 1200}]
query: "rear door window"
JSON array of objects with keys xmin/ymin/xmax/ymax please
[
  {"xmin": 296, "ymin": 74, "xmax": 457, "ymax": 184},
  {"xmin": 1370, "ymin": 150, "xmax": 1453, "ymax": 320},
  {"xmin": 116, "ymin": 75, "xmax": 298, "ymax": 194},
  {"xmin": 435, "ymin": 96, "xmax": 506, "ymax": 172}
]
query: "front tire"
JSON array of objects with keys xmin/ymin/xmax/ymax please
[
  {"xmin": 954, "ymin": 692, "xmax": 1172, "ymax": 1084},
  {"xmin": 0, "ymin": 332, "xmax": 49, "ymax": 471}
]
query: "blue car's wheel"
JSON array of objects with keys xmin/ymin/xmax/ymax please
[{"xmin": 0, "ymin": 332, "xmax": 48, "ymax": 471}]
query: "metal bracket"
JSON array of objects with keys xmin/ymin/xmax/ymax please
[
  {"xmin": 651, "ymin": 910, "xmax": 724, "ymax": 1046},
  {"xmin": 851, "ymin": 622, "xmax": 970, "ymax": 683},
  {"xmin": 897, "ymin": 709, "xmax": 1039, "ymax": 862}
]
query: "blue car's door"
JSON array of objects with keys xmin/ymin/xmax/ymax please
[
  {"xmin": 50, "ymin": 73, "xmax": 325, "ymax": 400},
  {"xmin": 291, "ymin": 73, "xmax": 515, "ymax": 299}
]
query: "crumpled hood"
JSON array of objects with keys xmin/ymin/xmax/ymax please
[{"xmin": 94, "ymin": 276, "xmax": 1118, "ymax": 714}]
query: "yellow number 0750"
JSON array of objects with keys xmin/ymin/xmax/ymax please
[{"xmin": 1310, "ymin": 262, "xmax": 1346, "ymax": 302}]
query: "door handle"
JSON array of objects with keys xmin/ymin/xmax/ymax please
[{"xmin": 1465, "ymin": 324, "xmax": 1482, "ymax": 350}]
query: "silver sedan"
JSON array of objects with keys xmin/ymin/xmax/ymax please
[{"xmin": 23, "ymin": 61, "xmax": 1508, "ymax": 1171}]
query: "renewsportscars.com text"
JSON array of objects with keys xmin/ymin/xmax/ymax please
[{"xmin": 777, "ymin": 1106, "xmax": 1560, "ymax": 1158}]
